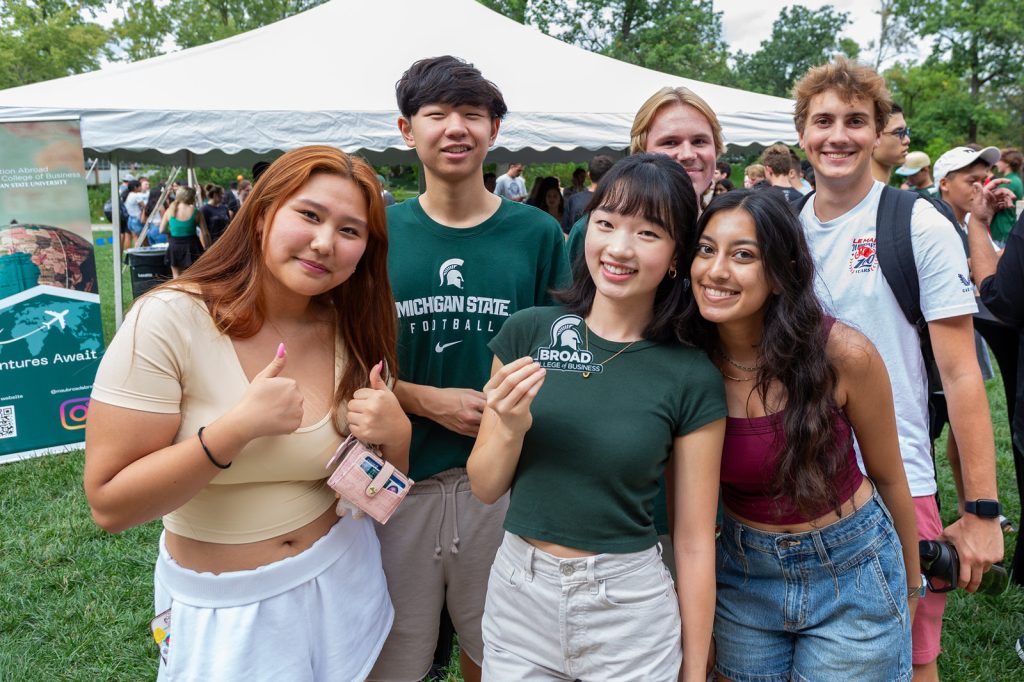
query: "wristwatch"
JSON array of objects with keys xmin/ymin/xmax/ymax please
[{"xmin": 964, "ymin": 499, "xmax": 1002, "ymax": 518}]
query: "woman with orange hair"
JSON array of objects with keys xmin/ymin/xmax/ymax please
[{"xmin": 84, "ymin": 146, "xmax": 409, "ymax": 680}]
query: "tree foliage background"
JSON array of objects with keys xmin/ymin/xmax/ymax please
[
  {"xmin": 482, "ymin": 0, "xmax": 1024, "ymax": 152},
  {"xmin": 2, "ymin": 0, "xmax": 1022, "ymax": 152}
]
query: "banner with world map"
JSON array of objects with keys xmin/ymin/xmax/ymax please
[{"xmin": 0, "ymin": 118, "xmax": 103, "ymax": 463}]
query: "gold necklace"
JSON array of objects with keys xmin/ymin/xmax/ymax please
[
  {"xmin": 720, "ymin": 368, "xmax": 754, "ymax": 382},
  {"xmin": 581, "ymin": 323, "xmax": 638, "ymax": 379},
  {"xmin": 723, "ymin": 353, "xmax": 760, "ymax": 372}
]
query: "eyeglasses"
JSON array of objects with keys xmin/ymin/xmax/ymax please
[{"xmin": 884, "ymin": 126, "xmax": 911, "ymax": 140}]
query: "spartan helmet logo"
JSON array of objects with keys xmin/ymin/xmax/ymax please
[
  {"xmin": 549, "ymin": 315, "xmax": 583, "ymax": 350},
  {"xmin": 439, "ymin": 258, "xmax": 465, "ymax": 289}
]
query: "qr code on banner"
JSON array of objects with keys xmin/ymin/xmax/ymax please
[{"xmin": 0, "ymin": 405, "xmax": 16, "ymax": 439}]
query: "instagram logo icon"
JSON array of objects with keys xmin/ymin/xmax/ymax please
[{"xmin": 60, "ymin": 397, "xmax": 90, "ymax": 430}]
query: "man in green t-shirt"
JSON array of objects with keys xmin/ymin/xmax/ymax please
[
  {"xmin": 369, "ymin": 56, "xmax": 569, "ymax": 682},
  {"xmin": 991, "ymin": 148, "xmax": 1024, "ymax": 245}
]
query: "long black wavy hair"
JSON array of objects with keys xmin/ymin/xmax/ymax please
[
  {"xmin": 556, "ymin": 153, "xmax": 699, "ymax": 343},
  {"xmin": 678, "ymin": 189, "xmax": 849, "ymax": 518}
]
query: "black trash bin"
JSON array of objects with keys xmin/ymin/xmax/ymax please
[{"xmin": 125, "ymin": 245, "xmax": 171, "ymax": 298}]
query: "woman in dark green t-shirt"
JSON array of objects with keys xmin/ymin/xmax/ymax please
[{"xmin": 468, "ymin": 154, "xmax": 726, "ymax": 682}]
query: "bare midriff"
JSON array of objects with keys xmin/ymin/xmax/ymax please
[
  {"xmin": 726, "ymin": 477, "xmax": 873, "ymax": 534},
  {"xmin": 164, "ymin": 505, "xmax": 338, "ymax": 574},
  {"xmin": 523, "ymin": 536, "xmax": 598, "ymax": 558}
]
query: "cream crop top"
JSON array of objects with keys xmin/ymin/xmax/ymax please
[{"xmin": 91, "ymin": 289, "xmax": 345, "ymax": 543}]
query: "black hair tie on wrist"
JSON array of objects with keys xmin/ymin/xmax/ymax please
[{"xmin": 197, "ymin": 426, "xmax": 230, "ymax": 469}]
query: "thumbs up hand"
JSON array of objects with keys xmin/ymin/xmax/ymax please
[
  {"xmin": 345, "ymin": 362, "xmax": 411, "ymax": 466},
  {"xmin": 368, "ymin": 360, "xmax": 389, "ymax": 392},
  {"xmin": 232, "ymin": 343, "xmax": 304, "ymax": 439}
]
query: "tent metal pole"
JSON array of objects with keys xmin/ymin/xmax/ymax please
[
  {"xmin": 110, "ymin": 155, "xmax": 124, "ymax": 330},
  {"xmin": 136, "ymin": 165, "xmax": 181, "ymax": 248}
]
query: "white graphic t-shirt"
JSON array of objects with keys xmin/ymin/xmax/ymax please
[
  {"xmin": 801, "ymin": 181, "xmax": 977, "ymax": 496},
  {"xmin": 494, "ymin": 173, "xmax": 527, "ymax": 201}
]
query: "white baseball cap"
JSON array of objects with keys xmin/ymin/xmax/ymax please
[
  {"xmin": 895, "ymin": 151, "xmax": 931, "ymax": 176},
  {"xmin": 933, "ymin": 146, "xmax": 1000, "ymax": 183}
]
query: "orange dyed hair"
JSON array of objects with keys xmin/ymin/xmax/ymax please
[{"xmin": 160, "ymin": 145, "xmax": 396, "ymax": 431}]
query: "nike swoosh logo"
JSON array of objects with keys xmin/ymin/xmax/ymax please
[{"xmin": 434, "ymin": 340, "xmax": 463, "ymax": 353}]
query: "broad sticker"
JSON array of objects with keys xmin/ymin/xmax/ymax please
[{"xmin": 533, "ymin": 314, "xmax": 603, "ymax": 375}]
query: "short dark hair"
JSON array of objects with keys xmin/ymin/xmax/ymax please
[
  {"xmin": 716, "ymin": 161, "xmax": 732, "ymax": 176},
  {"xmin": 588, "ymin": 155, "xmax": 615, "ymax": 184},
  {"xmin": 802, "ymin": 161, "xmax": 815, "ymax": 188},
  {"xmin": 395, "ymin": 55, "xmax": 508, "ymax": 120},
  {"xmin": 788, "ymin": 149, "xmax": 802, "ymax": 174},
  {"xmin": 557, "ymin": 154, "xmax": 697, "ymax": 343},
  {"xmin": 252, "ymin": 161, "xmax": 271, "ymax": 183}
]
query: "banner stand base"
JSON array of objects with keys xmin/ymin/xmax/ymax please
[{"xmin": 0, "ymin": 442, "xmax": 85, "ymax": 466}]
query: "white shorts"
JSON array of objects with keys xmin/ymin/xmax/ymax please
[
  {"xmin": 154, "ymin": 515, "xmax": 393, "ymax": 682},
  {"xmin": 482, "ymin": 532, "xmax": 682, "ymax": 681}
]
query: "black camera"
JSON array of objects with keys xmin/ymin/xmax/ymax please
[
  {"xmin": 919, "ymin": 540, "xmax": 958, "ymax": 593},
  {"xmin": 919, "ymin": 540, "xmax": 1008, "ymax": 595}
]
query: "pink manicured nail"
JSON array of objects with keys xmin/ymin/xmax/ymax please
[{"xmin": 277, "ymin": 342, "xmax": 286, "ymax": 359}]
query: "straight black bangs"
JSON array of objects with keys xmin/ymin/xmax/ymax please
[{"xmin": 584, "ymin": 154, "xmax": 696, "ymax": 244}]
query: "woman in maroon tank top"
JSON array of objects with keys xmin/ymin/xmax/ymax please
[{"xmin": 680, "ymin": 189, "xmax": 920, "ymax": 682}]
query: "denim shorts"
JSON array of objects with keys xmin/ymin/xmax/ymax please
[{"xmin": 714, "ymin": 489, "xmax": 911, "ymax": 682}]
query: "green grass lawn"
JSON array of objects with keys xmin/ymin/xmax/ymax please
[{"xmin": 1, "ymin": 233, "xmax": 1022, "ymax": 680}]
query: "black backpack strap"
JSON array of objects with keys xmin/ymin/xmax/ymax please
[
  {"xmin": 875, "ymin": 185, "xmax": 923, "ymax": 327},
  {"xmin": 795, "ymin": 190, "xmax": 814, "ymax": 213},
  {"xmin": 875, "ymin": 185, "xmax": 945, "ymax": 392},
  {"xmin": 924, "ymin": 195, "xmax": 969, "ymax": 256}
]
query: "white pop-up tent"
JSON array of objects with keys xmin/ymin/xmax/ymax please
[
  {"xmin": 0, "ymin": 0, "xmax": 800, "ymax": 325},
  {"xmin": 0, "ymin": 0, "xmax": 798, "ymax": 166}
]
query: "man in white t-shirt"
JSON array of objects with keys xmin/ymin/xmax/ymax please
[
  {"xmin": 793, "ymin": 58, "xmax": 1003, "ymax": 682},
  {"xmin": 493, "ymin": 162, "xmax": 527, "ymax": 202}
]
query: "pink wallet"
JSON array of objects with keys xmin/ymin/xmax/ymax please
[{"xmin": 326, "ymin": 435, "xmax": 413, "ymax": 524}]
